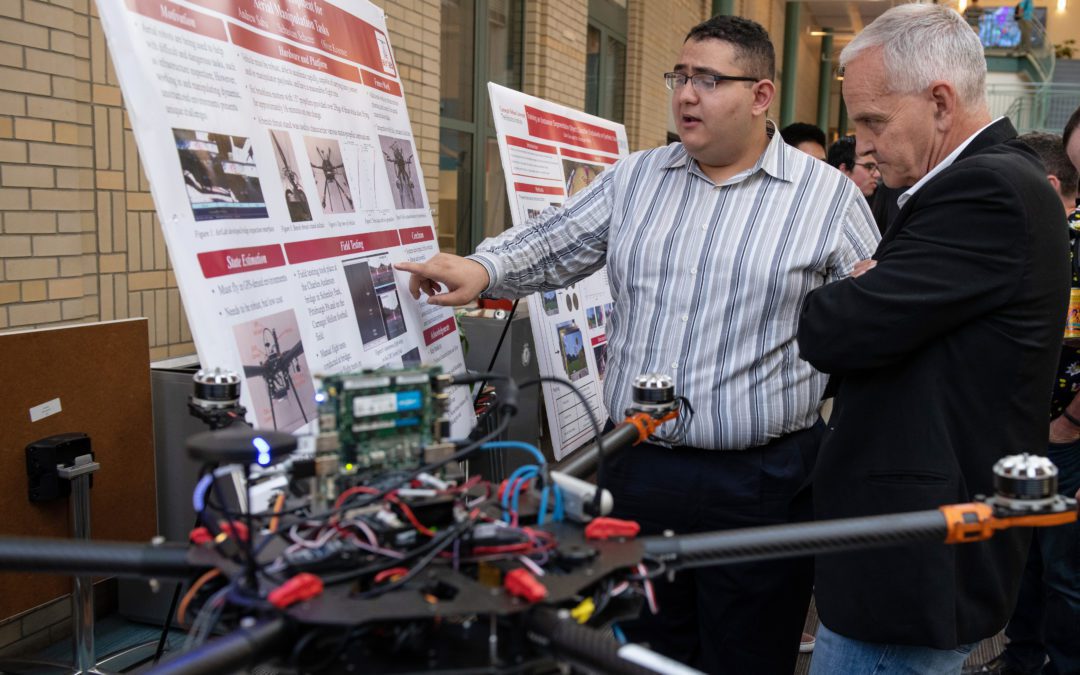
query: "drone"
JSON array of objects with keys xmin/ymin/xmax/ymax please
[
  {"xmin": 383, "ymin": 142, "xmax": 417, "ymax": 208},
  {"xmin": 0, "ymin": 372, "xmax": 1075, "ymax": 675},
  {"xmin": 311, "ymin": 146, "xmax": 354, "ymax": 212},
  {"xmin": 242, "ymin": 327, "xmax": 309, "ymax": 430},
  {"xmin": 270, "ymin": 132, "xmax": 312, "ymax": 222}
]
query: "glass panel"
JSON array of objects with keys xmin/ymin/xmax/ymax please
[
  {"xmin": 585, "ymin": 25, "xmax": 601, "ymax": 117},
  {"xmin": 439, "ymin": 129, "xmax": 473, "ymax": 255},
  {"xmin": 487, "ymin": 0, "xmax": 523, "ymax": 90},
  {"xmin": 484, "ymin": 136, "xmax": 511, "ymax": 240},
  {"xmin": 440, "ymin": 0, "xmax": 475, "ymax": 122},
  {"xmin": 607, "ymin": 36, "xmax": 626, "ymax": 124}
]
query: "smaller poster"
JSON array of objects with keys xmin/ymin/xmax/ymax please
[{"xmin": 488, "ymin": 83, "xmax": 629, "ymax": 459}]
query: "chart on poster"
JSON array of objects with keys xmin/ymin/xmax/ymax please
[
  {"xmin": 487, "ymin": 83, "xmax": 629, "ymax": 459},
  {"xmin": 95, "ymin": 0, "xmax": 473, "ymax": 435}
]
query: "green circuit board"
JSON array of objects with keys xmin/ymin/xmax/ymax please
[{"xmin": 317, "ymin": 366, "xmax": 448, "ymax": 473}]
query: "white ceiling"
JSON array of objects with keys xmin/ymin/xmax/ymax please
[{"xmin": 803, "ymin": 1, "xmax": 905, "ymax": 40}]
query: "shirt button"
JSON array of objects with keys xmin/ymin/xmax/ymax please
[
  {"xmin": 700, "ymin": 224, "xmax": 707, "ymax": 231},
  {"xmin": 671, "ymin": 361, "xmax": 679, "ymax": 369},
  {"xmin": 689, "ymin": 267, "xmax": 697, "ymax": 274},
  {"xmin": 681, "ymin": 315, "xmax": 688, "ymax": 322}
]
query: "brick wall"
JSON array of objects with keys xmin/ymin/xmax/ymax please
[
  {"xmin": 0, "ymin": 0, "xmax": 440, "ymax": 361},
  {"xmin": 624, "ymin": 0, "xmax": 708, "ymax": 151},
  {"xmin": 523, "ymin": 0, "xmax": 588, "ymax": 109}
]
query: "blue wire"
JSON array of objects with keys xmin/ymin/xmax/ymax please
[
  {"xmin": 503, "ymin": 465, "xmax": 538, "ymax": 522},
  {"xmin": 480, "ymin": 441, "xmax": 546, "ymax": 466},
  {"xmin": 537, "ymin": 485, "xmax": 550, "ymax": 525},
  {"xmin": 193, "ymin": 473, "xmax": 214, "ymax": 515},
  {"xmin": 553, "ymin": 483, "xmax": 565, "ymax": 522},
  {"xmin": 510, "ymin": 468, "xmax": 538, "ymax": 522},
  {"xmin": 612, "ymin": 623, "xmax": 628, "ymax": 644}
]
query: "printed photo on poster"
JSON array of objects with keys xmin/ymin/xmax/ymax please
[
  {"xmin": 268, "ymin": 129, "xmax": 312, "ymax": 223},
  {"xmin": 557, "ymin": 321, "xmax": 589, "ymax": 381},
  {"xmin": 593, "ymin": 342, "xmax": 608, "ymax": 381},
  {"xmin": 401, "ymin": 346, "xmax": 422, "ymax": 368},
  {"xmin": 343, "ymin": 254, "xmax": 408, "ymax": 350},
  {"xmin": 379, "ymin": 135, "xmax": 423, "ymax": 209},
  {"xmin": 304, "ymin": 136, "xmax": 355, "ymax": 214},
  {"xmin": 173, "ymin": 129, "xmax": 268, "ymax": 221},
  {"xmin": 586, "ymin": 305, "xmax": 604, "ymax": 329},
  {"xmin": 233, "ymin": 309, "xmax": 315, "ymax": 432},
  {"xmin": 542, "ymin": 290, "xmax": 559, "ymax": 316},
  {"xmin": 562, "ymin": 159, "xmax": 605, "ymax": 197}
]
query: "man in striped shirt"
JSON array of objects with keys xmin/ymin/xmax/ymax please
[{"xmin": 397, "ymin": 15, "xmax": 878, "ymax": 674}]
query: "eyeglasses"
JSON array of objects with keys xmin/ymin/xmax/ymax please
[
  {"xmin": 664, "ymin": 71, "xmax": 759, "ymax": 92},
  {"xmin": 854, "ymin": 161, "xmax": 879, "ymax": 173}
]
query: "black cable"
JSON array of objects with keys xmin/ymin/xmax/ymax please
[
  {"xmin": 353, "ymin": 519, "xmax": 469, "ymax": 598},
  {"xmin": 520, "ymin": 376, "xmax": 604, "ymax": 513},
  {"xmin": 153, "ymin": 582, "xmax": 183, "ymax": 663},
  {"xmin": 473, "ymin": 299, "xmax": 520, "ymax": 407}
]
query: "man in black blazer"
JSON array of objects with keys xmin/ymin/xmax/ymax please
[{"xmin": 797, "ymin": 5, "xmax": 1069, "ymax": 674}]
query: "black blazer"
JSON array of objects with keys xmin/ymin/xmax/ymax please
[{"xmin": 797, "ymin": 118, "xmax": 1070, "ymax": 648}]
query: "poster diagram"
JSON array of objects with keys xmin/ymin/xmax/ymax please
[
  {"xmin": 305, "ymin": 136, "xmax": 355, "ymax": 214},
  {"xmin": 173, "ymin": 129, "xmax": 267, "ymax": 221},
  {"xmin": 379, "ymin": 135, "xmax": 424, "ymax": 210},
  {"xmin": 96, "ymin": 0, "xmax": 474, "ymax": 436},
  {"xmin": 268, "ymin": 129, "xmax": 313, "ymax": 223},
  {"xmin": 233, "ymin": 309, "xmax": 314, "ymax": 432},
  {"xmin": 488, "ymin": 83, "xmax": 629, "ymax": 458}
]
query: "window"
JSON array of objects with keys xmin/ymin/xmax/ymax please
[
  {"xmin": 439, "ymin": 0, "xmax": 524, "ymax": 254},
  {"xmin": 585, "ymin": 0, "xmax": 626, "ymax": 124}
]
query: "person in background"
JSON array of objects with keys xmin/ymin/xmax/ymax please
[
  {"xmin": 397, "ymin": 15, "xmax": 879, "ymax": 674},
  {"xmin": 963, "ymin": 131, "xmax": 1080, "ymax": 675},
  {"xmin": 780, "ymin": 121, "xmax": 827, "ymax": 161},
  {"xmin": 1015, "ymin": 0, "xmax": 1034, "ymax": 55},
  {"xmin": 798, "ymin": 5, "xmax": 1069, "ymax": 674},
  {"xmin": 826, "ymin": 135, "xmax": 879, "ymax": 202}
]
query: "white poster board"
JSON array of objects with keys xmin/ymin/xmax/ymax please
[
  {"xmin": 487, "ymin": 83, "xmax": 629, "ymax": 459},
  {"xmin": 94, "ymin": 0, "xmax": 473, "ymax": 436}
]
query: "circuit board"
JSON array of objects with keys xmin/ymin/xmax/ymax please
[{"xmin": 317, "ymin": 366, "xmax": 449, "ymax": 473}]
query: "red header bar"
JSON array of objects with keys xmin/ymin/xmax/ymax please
[
  {"xmin": 506, "ymin": 135, "xmax": 558, "ymax": 155},
  {"xmin": 124, "ymin": 0, "xmax": 227, "ymax": 41},
  {"xmin": 423, "ymin": 317, "xmax": 457, "ymax": 346},
  {"xmin": 524, "ymin": 106, "xmax": 620, "ymax": 155},
  {"xmin": 229, "ymin": 23, "xmax": 360, "ymax": 82},
  {"xmin": 284, "ymin": 230, "xmax": 400, "ymax": 264},
  {"xmin": 185, "ymin": 0, "xmax": 395, "ymax": 75},
  {"xmin": 361, "ymin": 69, "xmax": 402, "ymax": 97},
  {"xmin": 197, "ymin": 244, "xmax": 286, "ymax": 278},
  {"xmin": 399, "ymin": 226, "xmax": 434, "ymax": 244},
  {"xmin": 591, "ymin": 335, "xmax": 606, "ymax": 346},
  {"xmin": 514, "ymin": 182, "xmax": 564, "ymax": 196},
  {"xmin": 562, "ymin": 147, "xmax": 617, "ymax": 164}
]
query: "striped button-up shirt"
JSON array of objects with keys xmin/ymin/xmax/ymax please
[{"xmin": 471, "ymin": 124, "xmax": 880, "ymax": 450}]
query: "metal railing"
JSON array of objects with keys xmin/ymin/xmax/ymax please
[
  {"xmin": 986, "ymin": 82, "xmax": 1080, "ymax": 134},
  {"xmin": 970, "ymin": 8, "xmax": 1055, "ymax": 81}
]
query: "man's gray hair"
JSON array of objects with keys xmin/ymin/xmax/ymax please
[{"xmin": 839, "ymin": 4, "xmax": 987, "ymax": 108}]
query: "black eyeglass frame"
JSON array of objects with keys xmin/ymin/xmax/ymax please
[{"xmin": 663, "ymin": 71, "xmax": 760, "ymax": 91}]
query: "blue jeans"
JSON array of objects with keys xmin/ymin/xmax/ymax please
[
  {"xmin": 809, "ymin": 623, "xmax": 974, "ymax": 675},
  {"xmin": 1002, "ymin": 439, "xmax": 1080, "ymax": 675}
]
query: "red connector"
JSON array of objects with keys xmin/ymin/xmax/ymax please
[
  {"xmin": 504, "ymin": 568, "xmax": 547, "ymax": 603},
  {"xmin": 585, "ymin": 517, "xmax": 641, "ymax": 540},
  {"xmin": 268, "ymin": 573, "xmax": 324, "ymax": 609},
  {"xmin": 219, "ymin": 521, "xmax": 250, "ymax": 542},
  {"xmin": 188, "ymin": 527, "xmax": 212, "ymax": 545}
]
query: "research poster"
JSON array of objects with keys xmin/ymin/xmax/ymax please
[
  {"xmin": 95, "ymin": 0, "xmax": 473, "ymax": 435},
  {"xmin": 488, "ymin": 83, "xmax": 629, "ymax": 459}
]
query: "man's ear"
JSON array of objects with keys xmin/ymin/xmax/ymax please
[
  {"xmin": 751, "ymin": 79, "xmax": 776, "ymax": 116},
  {"xmin": 1048, "ymin": 174, "xmax": 1062, "ymax": 194},
  {"xmin": 928, "ymin": 80, "xmax": 959, "ymax": 132}
]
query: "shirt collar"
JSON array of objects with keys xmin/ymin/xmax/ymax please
[
  {"xmin": 896, "ymin": 117, "xmax": 1002, "ymax": 210},
  {"xmin": 665, "ymin": 119, "xmax": 793, "ymax": 185}
]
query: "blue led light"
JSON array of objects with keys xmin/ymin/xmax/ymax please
[{"xmin": 253, "ymin": 437, "xmax": 271, "ymax": 466}]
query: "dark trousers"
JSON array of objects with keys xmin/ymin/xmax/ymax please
[
  {"xmin": 1004, "ymin": 440, "xmax": 1080, "ymax": 675},
  {"xmin": 604, "ymin": 422, "xmax": 821, "ymax": 675}
]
